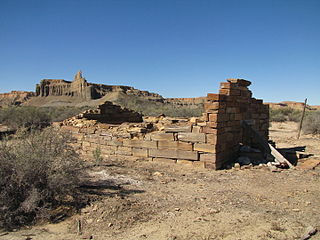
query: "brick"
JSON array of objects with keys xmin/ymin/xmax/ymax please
[
  {"xmin": 202, "ymin": 126, "xmax": 218, "ymax": 134},
  {"xmin": 177, "ymin": 133, "xmax": 206, "ymax": 143},
  {"xmin": 153, "ymin": 157, "xmax": 177, "ymax": 163},
  {"xmin": 204, "ymin": 102, "xmax": 219, "ymax": 111},
  {"xmin": 192, "ymin": 125, "xmax": 201, "ymax": 133},
  {"xmin": 164, "ymin": 125, "xmax": 191, "ymax": 133},
  {"xmin": 220, "ymin": 82, "xmax": 236, "ymax": 89},
  {"xmin": 149, "ymin": 149, "xmax": 198, "ymax": 160},
  {"xmin": 200, "ymin": 153, "xmax": 216, "ymax": 162},
  {"xmin": 219, "ymin": 89, "xmax": 241, "ymax": 96},
  {"xmin": 132, "ymin": 148, "xmax": 148, "ymax": 157},
  {"xmin": 194, "ymin": 143, "xmax": 216, "ymax": 153},
  {"xmin": 123, "ymin": 139, "xmax": 157, "ymax": 149},
  {"xmin": 158, "ymin": 141, "xmax": 193, "ymax": 151},
  {"xmin": 151, "ymin": 133, "xmax": 175, "ymax": 141},
  {"xmin": 106, "ymin": 140, "xmax": 123, "ymax": 146},
  {"xmin": 116, "ymin": 146, "xmax": 132, "ymax": 156},
  {"xmin": 206, "ymin": 134, "xmax": 217, "ymax": 144},
  {"xmin": 208, "ymin": 113, "xmax": 218, "ymax": 122},
  {"xmin": 207, "ymin": 93, "xmax": 227, "ymax": 101},
  {"xmin": 226, "ymin": 78, "xmax": 251, "ymax": 87}
]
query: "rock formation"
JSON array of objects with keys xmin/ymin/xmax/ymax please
[
  {"xmin": 35, "ymin": 71, "xmax": 163, "ymax": 101},
  {"xmin": 0, "ymin": 91, "xmax": 35, "ymax": 106}
]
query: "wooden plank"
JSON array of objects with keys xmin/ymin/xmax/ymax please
[
  {"xmin": 242, "ymin": 121, "xmax": 294, "ymax": 168},
  {"xmin": 268, "ymin": 143, "xmax": 294, "ymax": 168}
]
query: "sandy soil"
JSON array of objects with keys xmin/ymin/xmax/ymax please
[{"xmin": 1, "ymin": 121, "xmax": 319, "ymax": 240}]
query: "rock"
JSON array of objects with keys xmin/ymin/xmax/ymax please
[
  {"xmin": 233, "ymin": 163, "xmax": 241, "ymax": 170},
  {"xmin": 300, "ymin": 226, "xmax": 317, "ymax": 240}
]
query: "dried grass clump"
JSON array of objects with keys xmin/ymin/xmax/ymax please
[
  {"xmin": 0, "ymin": 127, "xmax": 82, "ymax": 229},
  {"xmin": 303, "ymin": 111, "xmax": 320, "ymax": 134}
]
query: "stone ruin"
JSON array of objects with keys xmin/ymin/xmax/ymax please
[{"xmin": 57, "ymin": 78, "xmax": 269, "ymax": 170}]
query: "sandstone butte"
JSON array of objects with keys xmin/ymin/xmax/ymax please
[{"xmin": 0, "ymin": 71, "xmax": 207, "ymax": 108}]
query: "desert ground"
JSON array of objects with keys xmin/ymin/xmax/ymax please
[{"xmin": 1, "ymin": 121, "xmax": 319, "ymax": 240}]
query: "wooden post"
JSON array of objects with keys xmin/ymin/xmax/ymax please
[{"xmin": 297, "ymin": 98, "xmax": 307, "ymax": 139}]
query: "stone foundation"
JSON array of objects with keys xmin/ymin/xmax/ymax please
[{"xmin": 59, "ymin": 78, "xmax": 269, "ymax": 170}]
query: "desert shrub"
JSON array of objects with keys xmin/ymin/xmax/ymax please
[
  {"xmin": 114, "ymin": 96, "xmax": 204, "ymax": 117},
  {"xmin": 92, "ymin": 146, "xmax": 103, "ymax": 165},
  {"xmin": 0, "ymin": 106, "xmax": 50, "ymax": 129},
  {"xmin": 0, "ymin": 127, "xmax": 82, "ymax": 229},
  {"xmin": 302, "ymin": 111, "xmax": 320, "ymax": 134},
  {"xmin": 269, "ymin": 107, "xmax": 301, "ymax": 122},
  {"xmin": 44, "ymin": 106, "xmax": 91, "ymax": 122},
  {"xmin": 0, "ymin": 106, "xmax": 90, "ymax": 129}
]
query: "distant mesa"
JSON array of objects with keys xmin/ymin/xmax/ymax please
[{"xmin": 35, "ymin": 70, "xmax": 163, "ymax": 101}]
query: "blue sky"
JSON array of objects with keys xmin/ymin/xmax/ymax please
[{"xmin": 0, "ymin": 0, "xmax": 319, "ymax": 104}]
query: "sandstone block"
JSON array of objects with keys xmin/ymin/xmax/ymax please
[
  {"xmin": 123, "ymin": 139, "xmax": 157, "ymax": 149},
  {"xmin": 151, "ymin": 132, "xmax": 175, "ymax": 141},
  {"xmin": 116, "ymin": 146, "xmax": 132, "ymax": 156},
  {"xmin": 192, "ymin": 125, "xmax": 201, "ymax": 133},
  {"xmin": 106, "ymin": 140, "xmax": 123, "ymax": 146},
  {"xmin": 226, "ymin": 78, "xmax": 251, "ymax": 87},
  {"xmin": 158, "ymin": 141, "xmax": 193, "ymax": 151},
  {"xmin": 149, "ymin": 149, "xmax": 198, "ymax": 160},
  {"xmin": 164, "ymin": 125, "xmax": 191, "ymax": 133},
  {"xmin": 206, "ymin": 134, "xmax": 217, "ymax": 144},
  {"xmin": 200, "ymin": 153, "xmax": 216, "ymax": 162},
  {"xmin": 207, "ymin": 93, "xmax": 227, "ymax": 101},
  {"xmin": 132, "ymin": 148, "xmax": 148, "ymax": 157},
  {"xmin": 194, "ymin": 143, "xmax": 216, "ymax": 153},
  {"xmin": 177, "ymin": 133, "xmax": 206, "ymax": 143},
  {"xmin": 153, "ymin": 157, "xmax": 177, "ymax": 163}
]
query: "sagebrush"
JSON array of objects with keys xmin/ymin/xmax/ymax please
[
  {"xmin": 0, "ymin": 127, "xmax": 82, "ymax": 229},
  {"xmin": 302, "ymin": 111, "xmax": 320, "ymax": 134},
  {"xmin": 0, "ymin": 106, "xmax": 90, "ymax": 129},
  {"xmin": 269, "ymin": 107, "xmax": 301, "ymax": 122},
  {"xmin": 114, "ymin": 95, "xmax": 203, "ymax": 117}
]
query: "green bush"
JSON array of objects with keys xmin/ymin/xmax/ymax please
[
  {"xmin": 302, "ymin": 111, "xmax": 320, "ymax": 134},
  {"xmin": 269, "ymin": 107, "xmax": 301, "ymax": 122},
  {"xmin": 0, "ymin": 127, "xmax": 82, "ymax": 229}
]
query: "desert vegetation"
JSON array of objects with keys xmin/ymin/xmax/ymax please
[
  {"xmin": 0, "ymin": 106, "xmax": 90, "ymax": 129},
  {"xmin": 302, "ymin": 110, "xmax": 320, "ymax": 134},
  {"xmin": 269, "ymin": 107, "xmax": 302, "ymax": 122},
  {"xmin": 0, "ymin": 127, "xmax": 83, "ymax": 229},
  {"xmin": 114, "ymin": 95, "xmax": 204, "ymax": 117}
]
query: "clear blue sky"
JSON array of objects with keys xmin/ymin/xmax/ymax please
[{"xmin": 0, "ymin": 0, "xmax": 319, "ymax": 104}]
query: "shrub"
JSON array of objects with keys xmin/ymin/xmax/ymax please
[
  {"xmin": 269, "ymin": 107, "xmax": 301, "ymax": 122},
  {"xmin": 0, "ymin": 127, "xmax": 82, "ymax": 229},
  {"xmin": 114, "ymin": 96, "xmax": 204, "ymax": 117},
  {"xmin": 0, "ymin": 106, "xmax": 90, "ymax": 129},
  {"xmin": 302, "ymin": 111, "xmax": 320, "ymax": 134},
  {"xmin": 0, "ymin": 106, "xmax": 50, "ymax": 129}
]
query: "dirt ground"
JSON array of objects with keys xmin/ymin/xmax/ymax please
[{"xmin": 1, "ymin": 121, "xmax": 319, "ymax": 240}]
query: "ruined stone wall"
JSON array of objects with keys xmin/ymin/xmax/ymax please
[
  {"xmin": 60, "ymin": 78, "xmax": 269, "ymax": 170},
  {"xmin": 203, "ymin": 79, "xmax": 269, "ymax": 168}
]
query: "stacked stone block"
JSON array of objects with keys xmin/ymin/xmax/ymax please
[
  {"xmin": 62, "ymin": 78, "xmax": 269, "ymax": 170},
  {"xmin": 203, "ymin": 79, "xmax": 269, "ymax": 169}
]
